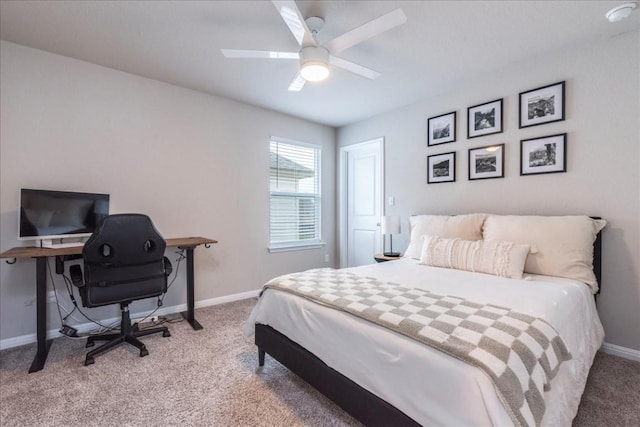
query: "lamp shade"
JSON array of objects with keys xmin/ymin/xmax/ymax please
[{"xmin": 381, "ymin": 215, "xmax": 401, "ymax": 235}]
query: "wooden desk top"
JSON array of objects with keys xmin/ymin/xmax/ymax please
[{"xmin": 0, "ymin": 237, "xmax": 217, "ymax": 259}]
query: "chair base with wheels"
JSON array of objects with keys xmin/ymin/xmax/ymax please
[{"xmin": 83, "ymin": 302, "xmax": 171, "ymax": 366}]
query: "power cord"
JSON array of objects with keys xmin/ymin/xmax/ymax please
[
  {"xmin": 47, "ymin": 248, "xmax": 186, "ymax": 336},
  {"xmin": 167, "ymin": 248, "xmax": 186, "ymax": 289},
  {"xmin": 134, "ymin": 248, "xmax": 186, "ymax": 331},
  {"xmin": 46, "ymin": 258, "xmax": 114, "ymax": 338}
]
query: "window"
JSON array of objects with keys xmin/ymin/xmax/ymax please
[{"xmin": 269, "ymin": 137, "xmax": 323, "ymax": 252}]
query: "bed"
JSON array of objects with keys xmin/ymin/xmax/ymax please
[{"xmin": 245, "ymin": 214, "xmax": 605, "ymax": 426}]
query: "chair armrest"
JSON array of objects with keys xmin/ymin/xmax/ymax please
[
  {"xmin": 163, "ymin": 256, "xmax": 173, "ymax": 277},
  {"xmin": 69, "ymin": 264, "xmax": 84, "ymax": 288}
]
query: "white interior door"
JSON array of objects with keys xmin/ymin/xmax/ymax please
[{"xmin": 340, "ymin": 138, "xmax": 383, "ymax": 267}]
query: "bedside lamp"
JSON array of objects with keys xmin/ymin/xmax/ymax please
[{"xmin": 381, "ymin": 216, "xmax": 401, "ymax": 257}]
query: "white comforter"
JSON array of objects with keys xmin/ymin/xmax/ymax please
[{"xmin": 245, "ymin": 258, "xmax": 604, "ymax": 426}]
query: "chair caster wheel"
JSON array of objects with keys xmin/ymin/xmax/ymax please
[
  {"xmin": 163, "ymin": 330, "xmax": 171, "ymax": 337},
  {"xmin": 84, "ymin": 357, "xmax": 95, "ymax": 366},
  {"xmin": 140, "ymin": 347, "xmax": 149, "ymax": 357}
]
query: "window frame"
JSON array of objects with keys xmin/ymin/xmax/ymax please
[{"xmin": 268, "ymin": 136, "xmax": 324, "ymax": 253}]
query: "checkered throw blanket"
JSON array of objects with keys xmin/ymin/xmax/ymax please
[{"xmin": 262, "ymin": 269, "xmax": 572, "ymax": 427}]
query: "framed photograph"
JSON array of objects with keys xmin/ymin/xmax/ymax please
[
  {"xmin": 520, "ymin": 133, "xmax": 567, "ymax": 176},
  {"xmin": 519, "ymin": 81, "xmax": 565, "ymax": 128},
  {"xmin": 467, "ymin": 99, "xmax": 503, "ymax": 138},
  {"xmin": 427, "ymin": 111, "xmax": 456, "ymax": 146},
  {"xmin": 468, "ymin": 144, "xmax": 504, "ymax": 180},
  {"xmin": 427, "ymin": 152, "xmax": 456, "ymax": 183}
]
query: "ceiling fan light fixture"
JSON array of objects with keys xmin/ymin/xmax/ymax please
[
  {"xmin": 300, "ymin": 46, "xmax": 330, "ymax": 82},
  {"xmin": 301, "ymin": 62, "xmax": 330, "ymax": 81}
]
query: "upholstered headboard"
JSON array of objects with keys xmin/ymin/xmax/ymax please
[
  {"xmin": 405, "ymin": 213, "xmax": 605, "ymax": 294},
  {"xmin": 592, "ymin": 217, "xmax": 603, "ymax": 294}
]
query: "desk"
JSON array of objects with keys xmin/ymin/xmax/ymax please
[{"xmin": 0, "ymin": 236, "xmax": 217, "ymax": 373}]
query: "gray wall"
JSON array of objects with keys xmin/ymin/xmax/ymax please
[
  {"xmin": 337, "ymin": 31, "xmax": 640, "ymax": 351},
  {"xmin": 0, "ymin": 41, "xmax": 336, "ymax": 344}
]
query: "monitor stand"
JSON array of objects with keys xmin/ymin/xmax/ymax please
[{"xmin": 40, "ymin": 239, "xmax": 84, "ymax": 249}]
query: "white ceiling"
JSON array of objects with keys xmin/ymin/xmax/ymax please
[{"xmin": 1, "ymin": 1, "xmax": 638, "ymax": 127}]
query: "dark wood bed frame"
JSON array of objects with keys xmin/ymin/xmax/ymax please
[{"xmin": 255, "ymin": 222, "xmax": 603, "ymax": 426}]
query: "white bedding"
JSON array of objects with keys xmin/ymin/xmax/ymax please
[{"xmin": 245, "ymin": 258, "xmax": 604, "ymax": 426}]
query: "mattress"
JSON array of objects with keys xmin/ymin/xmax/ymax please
[{"xmin": 245, "ymin": 258, "xmax": 604, "ymax": 426}]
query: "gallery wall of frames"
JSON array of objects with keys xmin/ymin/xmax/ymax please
[{"xmin": 426, "ymin": 81, "xmax": 566, "ymax": 184}]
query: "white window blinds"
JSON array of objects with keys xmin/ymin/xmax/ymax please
[{"xmin": 269, "ymin": 138, "xmax": 321, "ymax": 250}]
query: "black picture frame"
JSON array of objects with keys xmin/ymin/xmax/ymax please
[
  {"xmin": 468, "ymin": 144, "xmax": 505, "ymax": 180},
  {"xmin": 427, "ymin": 111, "xmax": 456, "ymax": 146},
  {"xmin": 467, "ymin": 98, "xmax": 503, "ymax": 138},
  {"xmin": 427, "ymin": 152, "xmax": 456, "ymax": 183},
  {"xmin": 519, "ymin": 81, "xmax": 565, "ymax": 128},
  {"xmin": 520, "ymin": 133, "xmax": 567, "ymax": 176}
]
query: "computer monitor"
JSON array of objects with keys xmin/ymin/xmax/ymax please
[{"xmin": 19, "ymin": 189, "xmax": 110, "ymax": 248}]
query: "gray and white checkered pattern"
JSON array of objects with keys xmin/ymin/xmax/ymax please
[{"xmin": 263, "ymin": 268, "xmax": 572, "ymax": 427}]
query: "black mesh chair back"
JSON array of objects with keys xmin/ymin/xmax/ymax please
[{"xmin": 80, "ymin": 214, "xmax": 167, "ymax": 308}]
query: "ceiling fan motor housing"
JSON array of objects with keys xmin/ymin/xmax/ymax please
[{"xmin": 300, "ymin": 46, "xmax": 330, "ymax": 81}]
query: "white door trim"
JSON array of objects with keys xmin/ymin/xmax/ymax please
[{"xmin": 338, "ymin": 137, "xmax": 384, "ymax": 268}]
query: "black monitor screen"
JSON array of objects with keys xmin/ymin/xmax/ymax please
[{"xmin": 19, "ymin": 189, "xmax": 110, "ymax": 240}]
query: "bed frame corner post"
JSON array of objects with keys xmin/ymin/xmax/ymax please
[{"xmin": 258, "ymin": 348, "xmax": 265, "ymax": 366}]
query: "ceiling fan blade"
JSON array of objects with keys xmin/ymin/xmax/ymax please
[
  {"xmin": 221, "ymin": 49, "xmax": 299, "ymax": 59},
  {"xmin": 329, "ymin": 56, "xmax": 381, "ymax": 80},
  {"xmin": 324, "ymin": 8, "xmax": 407, "ymax": 53},
  {"xmin": 288, "ymin": 73, "xmax": 306, "ymax": 91},
  {"xmin": 272, "ymin": 0, "xmax": 316, "ymax": 47}
]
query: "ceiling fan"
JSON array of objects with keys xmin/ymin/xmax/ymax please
[{"xmin": 221, "ymin": 0, "xmax": 406, "ymax": 91}]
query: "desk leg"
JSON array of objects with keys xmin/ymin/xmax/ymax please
[
  {"xmin": 29, "ymin": 257, "xmax": 53, "ymax": 373},
  {"xmin": 180, "ymin": 247, "xmax": 203, "ymax": 330}
]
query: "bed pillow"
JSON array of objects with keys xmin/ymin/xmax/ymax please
[
  {"xmin": 419, "ymin": 235, "xmax": 531, "ymax": 279},
  {"xmin": 482, "ymin": 215, "xmax": 606, "ymax": 292},
  {"xmin": 404, "ymin": 213, "xmax": 486, "ymax": 259}
]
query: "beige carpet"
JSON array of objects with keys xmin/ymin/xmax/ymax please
[{"xmin": 1, "ymin": 298, "xmax": 638, "ymax": 426}]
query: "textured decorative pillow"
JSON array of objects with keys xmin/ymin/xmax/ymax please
[
  {"xmin": 482, "ymin": 215, "xmax": 606, "ymax": 292},
  {"xmin": 404, "ymin": 213, "xmax": 487, "ymax": 259},
  {"xmin": 419, "ymin": 236, "xmax": 531, "ymax": 279}
]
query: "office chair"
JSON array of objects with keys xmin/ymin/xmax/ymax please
[{"xmin": 70, "ymin": 213, "xmax": 172, "ymax": 366}]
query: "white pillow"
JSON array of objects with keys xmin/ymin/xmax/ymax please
[
  {"xmin": 482, "ymin": 215, "xmax": 606, "ymax": 292},
  {"xmin": 419, "ymin": 235, "xmax": 531, "ymax": 279},
  {"xmin": 404, "ymin": 213, "xmax": 487, "ymax": 259}
]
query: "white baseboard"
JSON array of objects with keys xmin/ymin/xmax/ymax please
[
  {"xmin": 601, "ymin": 342, "xmax": 640, "ymax": 362},
  {"xmin": 195, "ymin": 289, "xmax": 260, "ymax": 308},
  {"xmin": 0, "ymin": 289, "xmax": 261, "ymax": 351}
]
